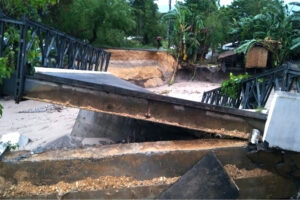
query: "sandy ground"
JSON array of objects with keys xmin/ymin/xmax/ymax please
[
  {"xmin": 0, "ymin": 81, "xmax": 219, "ymax": 151},
  {"xmin": 0, "ymin": 98, "xmax": 79, "ymax": 151}
]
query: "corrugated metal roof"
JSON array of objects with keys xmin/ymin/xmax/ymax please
[{"xmin": 218, "ymin": 50, "xmax": 237, "ymax": 60}]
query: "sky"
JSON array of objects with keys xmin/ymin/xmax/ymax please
[{"xmin": 156, "ymin": 0, "xmax": 298, "ymax": 13}]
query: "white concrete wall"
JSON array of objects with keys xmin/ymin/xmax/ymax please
[{"xmin": 263, "ymin": 91, "xmax": 300, "ymax": 152}]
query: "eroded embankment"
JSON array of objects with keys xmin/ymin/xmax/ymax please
[{"xmin": 107, "ymin": 49, "xmax": 178, "ymax": 87}]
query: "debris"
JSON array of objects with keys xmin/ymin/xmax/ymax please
[
  {"xmin": 18, "ymin": 104, "xmax": 63, "ymax": 113},
  {"xmin": 82, "ymin": 138, "xmax": 115, "ymax": 146},
  {"xmin": 0, "ymin": 176, "xmax": 179, "ymax": 198},
  {"xmin": 31, "ymin": 146, "xmax": 44, "ymax": 154},
  {"xmin": 159, "ymin": 151, "xmax": 239, "ymax": 199},
  {"xmin": 0, "ymin": 132, "xmax": 29, "ymax": 149},
  {"xmin": 249, "ymin": 129, "xmax": 261, "ymax": 144},
  {"xmin": 224, "ymin": 164, "xmax": 272, "ymax": 179},
  {"xmin": 0, "ymin": 142, "xmax": 8, "ymax": 157},
  {"xmin": 31, "ymin": 135, "xmax": 83, "ymax": 154}
]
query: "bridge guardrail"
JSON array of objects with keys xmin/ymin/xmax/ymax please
[
  {"xmin": 201, "ymin": 64, "xmax": 300, "ymax": 109},
  {"xmin": 0, "ymin": 12, "xmax": 111, "ymax": 102}
]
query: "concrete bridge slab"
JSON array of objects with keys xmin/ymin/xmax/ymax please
[{"xmin": 23, "ymin": 68, "xmax": 267, "ymax": 139}]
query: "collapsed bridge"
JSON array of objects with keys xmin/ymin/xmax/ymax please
[
  {"xmin": 0, "ymin": 12, "xmax": 266, "ymax": 139},
  {"xmin": 2, "ymin": 11, "xmax": 300, "ymax": 200}
]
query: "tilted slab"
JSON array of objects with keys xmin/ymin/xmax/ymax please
[
  {"xmin": 23, "ymin": 68, "xmax": 267, "ymax": 139},
  {"xmin": 159, "ymin": 151, "xmax": 239, "ymax": 199}
]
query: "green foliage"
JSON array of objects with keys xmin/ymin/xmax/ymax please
[
  {"xmin": 229, "ymin": 0, "xmax": 300, "ymax": 65},
  {"xmin": 163, "ymin": 4, "xmax": 191, "ymax": 60},
  {"xmin": 291, "ymin": 37, "xmax": 300, "ymax": 50},
  {"xmin": 235, "ymin": 39, "xmax": 258, "ymax": 55},
  {"xmin": 46, "ymin": 0, "xmax": 136, "ymax": 47},
  {"xmin": 0, "ymin": 54, "xmax": 15, "ymax": 117},
  {"xmin": 227, "ymin": 0, "xmax": 288, "ymax": 41},
  {"xmin": 0, "ymin": 104, "xmax": 2, "ymax": 117},
  {"xmin": 221, "ymin": 73, "xmax": 251, "ymax": 98},
  {"xmin": 0, "ymin": 0, "xmax": 54, "ymax": 118},
  {"xmin": 26, "ymin": 30, "xmax": 40, "ymax": 74},
  {"xmin": 164, "ymin": 0, "xmax": 229, "ymax": 63},
  {"xmin": 0, "ymin": 56, "xmax": 14, "ymax": 85},
  {"xmin": 0, "ymin": 0, "xmax": 58, "ymax": 20},
  {"xmin": 129, "ymin": 0, "xmax": 166, "ymax": 46},
  {"xmin": 5, "ymin": 141, "xmax": 20, "ymax": 151}
]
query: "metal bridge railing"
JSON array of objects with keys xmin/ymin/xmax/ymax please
[
  {"xmin": 0, "ymin": 12, "xmax": 111, "ymax": 102},
  {"xmin": 201, "ymin": 64, "xmax": 300, "ymax": 109}
]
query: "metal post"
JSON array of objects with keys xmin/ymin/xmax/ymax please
[
  {"xmin": 104, "ymin": 52, "xmax": 111, "ymax": 72},
  {"xmin": 0, "ymin": 21, "xmax": 4, "ymax": 57},
  {"xmin": 167, "ymin": 0, "xmax": 172, "ymax": 49},
  {"xmin": 15, "ymin": 15, "xmax": 28, "ymax": 103},
  {"xmin": 0, "ymin": 12, "xmax": 5, "ymax": 57}
]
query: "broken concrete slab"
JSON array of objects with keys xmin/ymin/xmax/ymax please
[
  {"xmin": 1, "ymin": 140, "xmax": 298, "ymax": 198},
  {"xmin": 159, "ymin": 151, "xmax": 239, "ymax": 199},
  {"xmin": 0, "ymin": 140, "xmax": 246, "ymax": 186},
  {"xmin": 0, "ymin": 142, "xmax": 8, "ymax": 157},
  {"xmin": 1, "ymin": 132, "xmax": 29, "ymax": 149},
  {"xmin": 263, "ymin": 91, "xmax": 300, "ymax": 152},
  {"xmin": 31, "ymin": 135, "xmax": 83, "ymax": 154},
  {"xmin": 24, "ymin": 69, "xmax": 266, "ymax": 139},
  {"xmin": 71, "ymin": 109, "xmax": 200, "ymax": 143}
]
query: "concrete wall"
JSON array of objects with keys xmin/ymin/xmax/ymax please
[
  {"xmin": 1, "ymin": 140, "xmax": 298, "ymax": 199},
  {"xmin": 71, "ymin": 109, "xmax": 207, "ymax": 143},
  {"xmin": 263, "ymin": 91, "xmax": 300, "ymax": 152}
]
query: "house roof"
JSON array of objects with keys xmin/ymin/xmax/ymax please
[{"xmin": 218, "ymin": 50, "xmax": 237, "ymax": 60}]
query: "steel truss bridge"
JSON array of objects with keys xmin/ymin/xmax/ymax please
[
  {"xmin": 202, "ymin": 64, "xmax": 300, "ymax": 109},
  {"xmin": 0, "ymin": 12, "xmax": 111, "ymax": 103}
]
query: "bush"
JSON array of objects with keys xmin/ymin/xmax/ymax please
[
  {"xmin": 221, "ymin": 73, "xmax": 250, "ymax": 99},
  {"xmin": 0, "ymin": 52, "xmax": 15, "ymax": 117}
]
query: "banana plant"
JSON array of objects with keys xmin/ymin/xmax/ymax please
[
  {"xmin": 163, "ymin": 4, "xmax": 191, "ymax": 61},
  {"xmin": 234, "ymin": 1, "xmax": 300, "ymax": 66}
]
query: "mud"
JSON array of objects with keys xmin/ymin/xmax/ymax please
[
  {"xmin": 107, "ymin": 49, "xmax": 178, "ymax": 87},
  {"xmin": 1, "ymin": 140, "xmax": 299, "ymax": 199},
  {"xmin": 225, "ymin": 164, "xmax": 272, "ymax": 179},
  {"xmin": 0, "ymin": 176, "xmax": 179, "ymax": 198},
  {"xmin": 3, "ymin": 139, "xmax": 246, "ymax": 162}
]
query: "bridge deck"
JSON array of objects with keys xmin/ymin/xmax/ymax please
[
  {"xmin": 24, "ymin": 68, "xmax": 267, "ymax": 139},
  {"xmin": 33, "ymin": 67, "xmax": 150, "ymax": 93}
]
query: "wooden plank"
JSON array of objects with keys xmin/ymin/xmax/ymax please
[{"xmin": 245, "ymin": 47, "xmax": 268, "ymax": 68}]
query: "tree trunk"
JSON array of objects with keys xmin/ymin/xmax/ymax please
[
  {"xmin": 192, "ymin": 29, "xmax": 198, "ymax": 63},
  {"xmin": 211, "ymin": 47, "xmax": 215, "ymax": 63},
  {"xmin": 169, "ymin": 58, "xmax": 178, "ymax": 85},
  {"xmin": 167, "ymin": 0, "xmax": 172, "ymax": 48},
  {"xmin": 193, "ymin": 48, "xmax": 198, "ymax": 63},
  {"xmin": 90, "ymin": 20, "xmax": 100, "ymax": 44}
]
